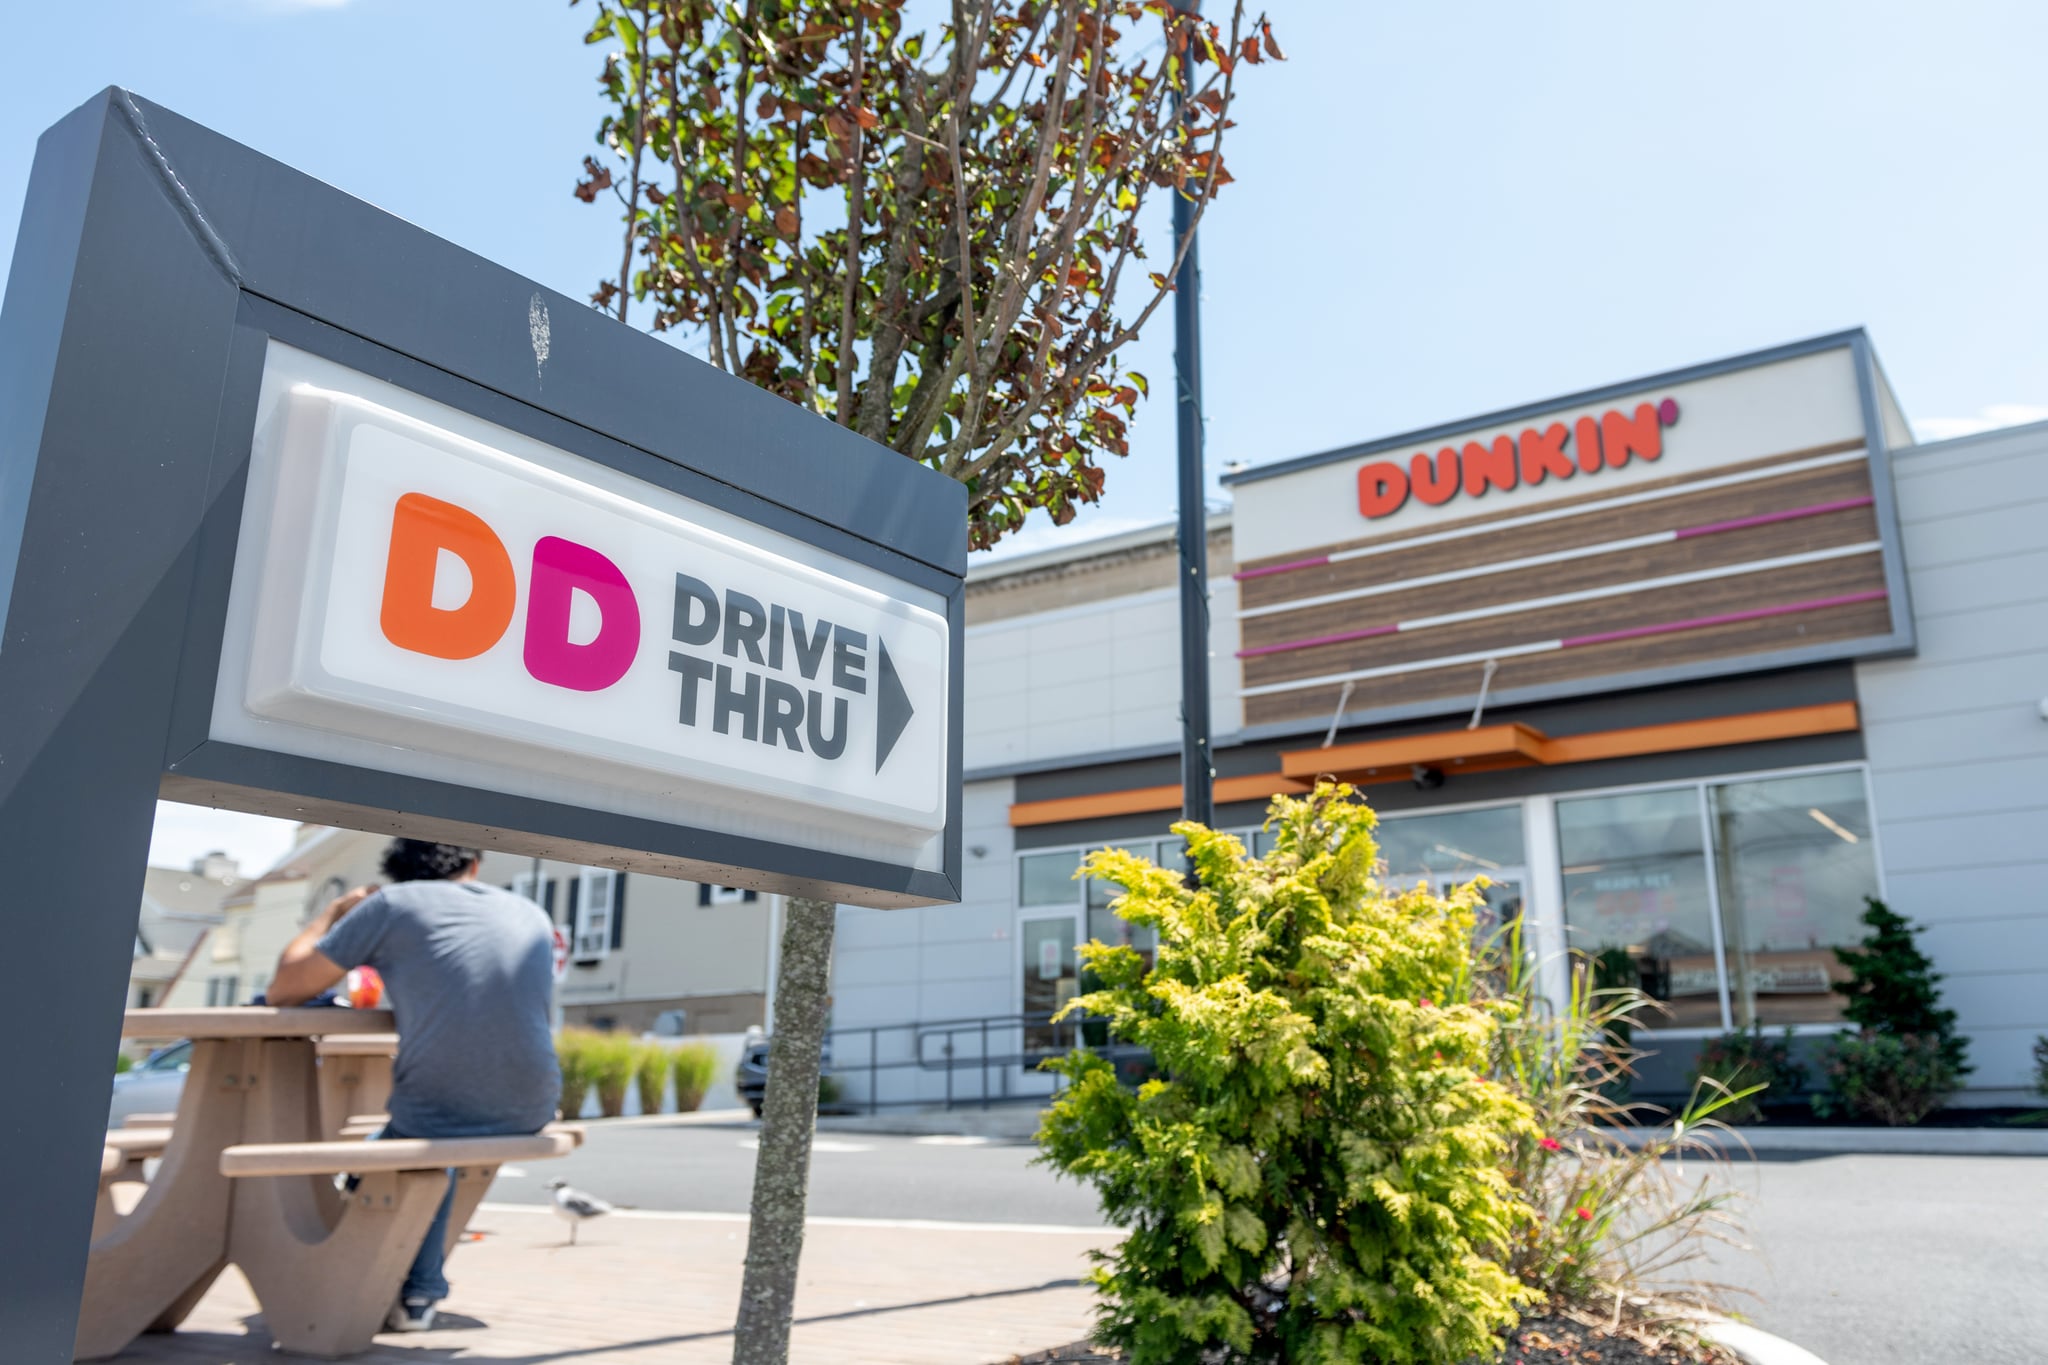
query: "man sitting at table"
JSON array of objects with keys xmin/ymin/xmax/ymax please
[{"xmin": 268, "ymin": 838, "xmax": 561, "ymax": 1333}]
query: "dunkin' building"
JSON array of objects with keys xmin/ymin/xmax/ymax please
[{"xmin": 830, "ymin": 330, "xmax": 2048, "ymax": 1105}]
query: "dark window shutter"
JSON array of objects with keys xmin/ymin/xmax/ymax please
[
  {"xmin": 542, "ymin": 879, "xmax": 557, "ymax": 918},
  {"xmin": 565, "ymin": 876, "xmax": 581, "ymax": 936},
  {"xmin": 610, "ymin": 874, "xmax": 627, "ymax": 949},
  {"xmin": 697, "ymin": 884, "xmax": 710, "ymax": 908}
]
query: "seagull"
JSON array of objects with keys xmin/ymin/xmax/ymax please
[{"xmin": 545, "ymin": 1178, "xmax": 613, "ymax": 1246}]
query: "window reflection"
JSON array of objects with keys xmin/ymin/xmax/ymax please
[
  {"xmin": 1376, "ymin": 806, "xmax": 1526, "ymax": 884},
  {"xmin": 1558, "ymin": 788, "xmax": 1722, "ymax": 1027},
  {"xmin": 1710, "ymin": 771, "xmax": 1878, "ymax": 1026}
]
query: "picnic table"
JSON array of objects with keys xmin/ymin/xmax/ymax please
[{"xmin": 80, "ymin": 1008, "xmax": 571, "ymax": 1360}]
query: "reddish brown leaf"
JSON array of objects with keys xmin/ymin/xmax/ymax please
[
  {"xmin": 1262, "ymin": 21, "xmax": 1287, "ymax": 60},
  {"xmin": 774, "ymin": 205, "xmax": 799, "ymax": 235}
]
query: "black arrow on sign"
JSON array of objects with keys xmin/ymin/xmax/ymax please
[{"xmin": 875, "ymin": 638, "xmax": 914, "ymax": 773}]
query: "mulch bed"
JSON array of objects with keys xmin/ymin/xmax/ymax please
[{"xmin": 999, "ymin": 1306, "xmax": 1739, "ymax": 1365}]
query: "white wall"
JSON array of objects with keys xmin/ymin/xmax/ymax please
[
  {"xmin": 830, "ymin": 777, "xmax": 1027, "ymax": 1107},
  {"xmin": 1856, "ymin": 420, "xmax": 2048, "ymax": 1098},
  {"xmin": 964, "ymin": 578, "xmax": 1240, "ymax": 772}
]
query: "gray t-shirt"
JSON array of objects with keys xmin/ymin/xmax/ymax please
[{"xmin": 317, "ymin": 878, "xmax": 560, "ymax": 1136}]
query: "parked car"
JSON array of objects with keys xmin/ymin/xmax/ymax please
[
  {"xmin": 733, "ymin": 1031, "xmax": 831, "ymax": 1119},
  {"xmin": 108, "ymin": 1040, "xmax": 191, "ymax": 1126}
]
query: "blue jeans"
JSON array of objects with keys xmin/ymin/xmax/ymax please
[{"xmin": 376, "ymin": 1119, "xmax": 538, "ymax": 1304}]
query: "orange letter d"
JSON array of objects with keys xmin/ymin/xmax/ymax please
[{"xmin": 379, "ymin": 492, "xmax": 517, "ymax": 660}]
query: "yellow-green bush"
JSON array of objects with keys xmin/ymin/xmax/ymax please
[
  {"xmin": 557, "ymin": 1028, "xmax": 638, "ymax": 1119},
  {"xmin": 670, "ymin": 1042, "xmax": 719, "ymax": 1112},
  {"xmin": 588, "ymin": 1032, "xmax": 638, "ymax": 1118},
  {"xmin": 634, "ymin": 1041, "xmax": 670, "ymax": 1116},
  {"xmin": 1037, "ymin": 784, "xmax": 1533, "ymax": 1365},
  {"xmin": 555, "ymin": 1029, "xmax": 598, "ymax": 1119}
]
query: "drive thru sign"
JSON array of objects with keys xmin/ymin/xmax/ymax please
[
  {"xmin": 0, "ymin": 90, "xmax": 964, "ymax": 1359},
  {"xmin": 220, "ymin": 346, "xmax": 951, "ymax": 861}
]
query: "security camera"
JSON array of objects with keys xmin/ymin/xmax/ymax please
[{"xmin": 1411, "ymin": 764, "xmax": 1445, "ymax": 791}]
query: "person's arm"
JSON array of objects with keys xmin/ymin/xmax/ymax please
[{"xmin": 267, "ymin": 885, "xmax": 377, "ymax": 1006}]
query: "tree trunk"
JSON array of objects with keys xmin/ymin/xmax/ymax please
[{"xmin": 731, "ymin": 894, "xmax": 837, "ymax": 1364}]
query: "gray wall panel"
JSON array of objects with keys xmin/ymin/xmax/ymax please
[{"xmin": 1857, "ymin": 417, "xmax": 2048, "ymax": 1096}]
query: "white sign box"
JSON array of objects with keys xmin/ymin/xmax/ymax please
[{"xmin": 213, "ymin": 344, "xmax": 952, "ymax": 872}]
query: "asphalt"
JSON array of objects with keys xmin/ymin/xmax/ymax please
[
  {"xmin": 490, "ymin": 1114, "xmax": 1108, "ymax": 1227},
  {"xmin": 496, "ymin": 1119, "xmax": 2048, "ymax": 1364}
]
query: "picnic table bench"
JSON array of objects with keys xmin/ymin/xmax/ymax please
[{"xmin": 79, "ymin": 1008, "xmax": 572, "ymax": 1360}]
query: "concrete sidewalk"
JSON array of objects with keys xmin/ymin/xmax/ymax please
[{"xmin": 102, "ymin": 1204, "xmax": 1114, "ymax": 1364}]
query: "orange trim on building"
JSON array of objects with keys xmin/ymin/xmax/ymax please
[{"xmin": 1006, "ymin": 702, "xmax": 1859, "ymax": 828}]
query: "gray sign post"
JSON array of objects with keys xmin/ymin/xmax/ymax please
[{"xmin": 0, "ymin": 89, "xmax": 963, "ymax": 1357}]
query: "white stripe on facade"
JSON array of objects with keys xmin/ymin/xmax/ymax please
[
  {"xmin": 1239, "ymin": 529, "xmax": 1677, "ymax": 621},
  {"xmin": 1239, "ymin": 541, "xmax": 1884, "ymax": 697}
]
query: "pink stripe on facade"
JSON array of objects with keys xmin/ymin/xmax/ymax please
[
  {"xmin": 1559, "ymin": 589, "xmax": 1889, "ymax": 649},
  {"xmin": 1235, "ymin": 554, "xmax": 1331, "ymax": 581},
  {"xmin": 1673, "ymin": 496, "xmax": 1875, "ymax": 539},
  {"xmin": 1237, "ymin": 622, "xmax": 1397, "ymax": 658}
]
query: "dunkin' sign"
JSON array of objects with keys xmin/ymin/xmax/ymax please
[{"xmin": 1358, "ymin": 397, "xmax": 1680, "ymax": 519}]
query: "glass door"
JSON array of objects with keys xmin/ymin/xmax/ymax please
[{"xmin": 1020, "ymin": 917, "xmax": 1077, "ymax": 1054}]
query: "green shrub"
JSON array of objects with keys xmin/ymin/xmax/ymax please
[
  {"xmin": 586, "ymin": 1032, "xmax": 638, "ymax": 1118},
  {"xmin": 2033, "ymin": 1035, "xmax": 2048, "ymax": 1101},
  {"xmin": 556, "ymin": 1030, "xmax": 596, "ymax": 1119},
  {"xmin": 671, "ymin": 1041, "xmax": 719, "ymax": 1112},
  {"xmin": 115, "ymin": 1051, "xmax": 134, "ymax": 1075},
  {"xmin": 1687, "ymin": 1024, "xmax": 1807, "ymax": 1124},
  {"xmin": 1486, "ymin": 924, "xmax": 1750, "ymax": 1309},
  {"xmin": 1832, "ymin": 897, "xmax": 1969, "ymax": 1078},
  {"xmin": 1814, "ymin": 1030, "xmax": 1958, "ymax": 1126},
  {"xmin": 1037, "ymin": 784, "xmax": 1534, "ymax": 1365},
  {"xmin": 633, "ymin": 1041, "xmax": 670, "ymax": 1116},
  {"xmin": 818, "ymin": 1074, "xmax": 843, "ymax": 1108}
]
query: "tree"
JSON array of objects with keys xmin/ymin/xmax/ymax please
[
  {"xmin": 568, "ymin": 5, "xmax": 1281, "ymax": 1361},
  {"xmin": 571, "ymin": 0, "xmax": 1280, "ymax": 550},
  {"xmin": 1831, "ymin": 896, "xmax": 1969, "ymax": 1077}
]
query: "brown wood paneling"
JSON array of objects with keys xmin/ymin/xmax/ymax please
[
  {"xmin": 1244, "ymin": 596, "xmax": 1895, "ymax": 728},
  {"xmin": 1242, "ymin": 553, "xmax": 1886, "ymax": 689},
  {"xmin": 1240, "ymin": 503, "xmax": 1881, "ymax": 654},
  {"xmin": 1240, "ymin": 460, "xmax": 1875, "ymax": 613},
  {"xmin": 1237, "ymin": 437, "xmax": 1867, "ymax": 581}
]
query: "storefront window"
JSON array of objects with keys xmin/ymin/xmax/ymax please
[
  {"xmin": 1709, "ymin": 771, "xmax": 1878, "ymax": 1026},
  {"xmin": 1376, "ymin": 806, "xmax": 1525, "ymax": 883},
  {"xmin": 1019, "ymin": 850, "xmax": 1082, "ymax": 908},
  {"xmin": 1558, "ymin": 788, "xmax": 1722, "ymax": 1027},
  {"xmin": 1086, "ymin": 840, "xmax": 1165, "ymax": 958}
]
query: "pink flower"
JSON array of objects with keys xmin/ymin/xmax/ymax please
[
  {"xmin": 1539, "ymin": 1137, "xmax": 1562, "ymax": 1152},
  {"xmin": 1574, "ymin": 1207, "xmax": 1593, "ymax": 1221},
  {"xmin": 1419, "ymin": 997, "xmax": 1433, "ymax": 1008}
]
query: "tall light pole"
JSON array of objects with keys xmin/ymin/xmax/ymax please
[{"xmin": 1172, "ymin": 1, "xmax": 1213, "ymax": 831}]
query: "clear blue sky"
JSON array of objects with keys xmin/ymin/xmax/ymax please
[{"xmin": 5, "ymin": 0, "xmax": 2043, "ymax": 869}]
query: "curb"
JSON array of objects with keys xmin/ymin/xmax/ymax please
[
  {"xmin": 1598, "ymin": 1123, "xmax": 2048, "ymax": 1158},
  {"xmin": 1695, "ymin": 1316, "xmax": 1830, "ymax": 1365}
]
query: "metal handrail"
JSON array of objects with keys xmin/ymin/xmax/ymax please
[{"xmin": 821, "ymin": 1010, "xmax": 1148, "ymax": 1114}]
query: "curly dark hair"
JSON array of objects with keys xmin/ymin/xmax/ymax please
[{"xmin": 379, "ymin": 838, "xmax": 481, "ymax": 883}]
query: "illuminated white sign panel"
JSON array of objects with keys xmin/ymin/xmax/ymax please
[{"xmin": 214, "ymin": 344, "xmax": 951, "ymax": 870}]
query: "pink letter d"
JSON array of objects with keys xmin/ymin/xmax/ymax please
[{"xmin": 523, "ymin": 536, "xmax": 640, "ymax": 691}]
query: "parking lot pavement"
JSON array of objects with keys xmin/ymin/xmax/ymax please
[
  {"xmin": 1700, "ymin": 1152, "xmax": 2048, "ymax": 1365},
  {"xmin": 488, "ymin": 1113, "xmax": 1110, "ymax": 1228},
  {"xmin": 513, "ymin": 1121, "xmax": 2048, "ymax": 1365}
]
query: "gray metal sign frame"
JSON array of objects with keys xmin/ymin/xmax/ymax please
[{"xmin": 0, "ymin": 88, "xmax": 963, "ymax": 1354}]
